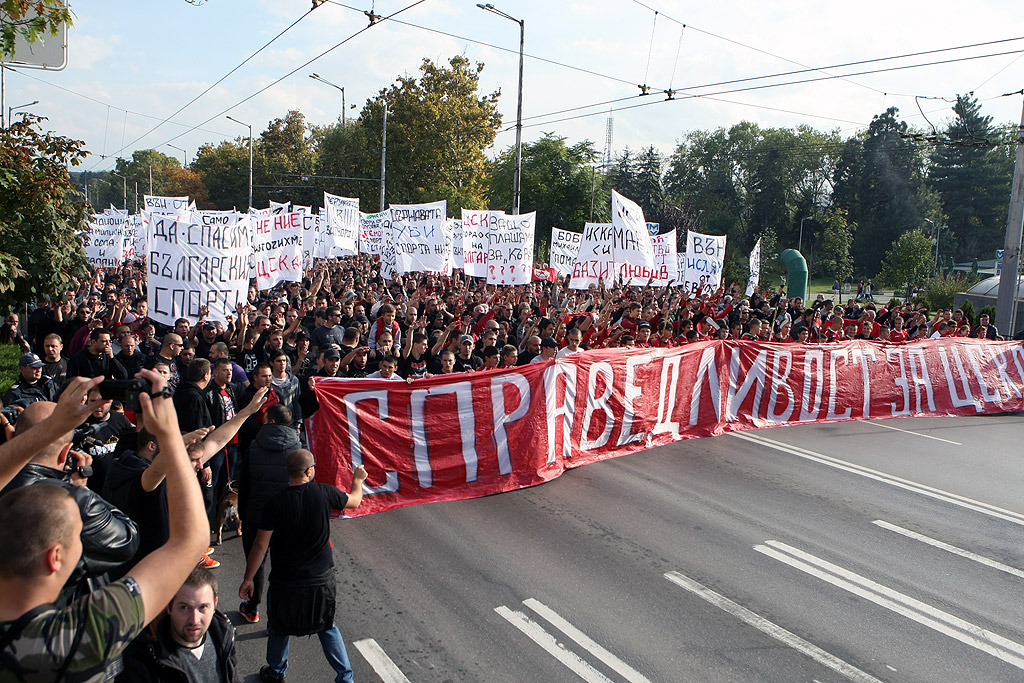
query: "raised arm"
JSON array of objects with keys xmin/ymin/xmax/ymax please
[{"xmin": 123, "ymin": 369, "xmax": 210, "ymax": 626}]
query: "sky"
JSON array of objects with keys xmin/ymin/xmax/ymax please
[{"xmin": 3, "ymin": 0, "xmax": 1023, "ymax": 175}]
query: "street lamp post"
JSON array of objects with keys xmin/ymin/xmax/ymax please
[
  {"xmin": 310, "ymin": 73, "xmax": 347, "ymax": 127},
  {"xmin": 166, "ymin": 143, "xmax": 188, "ymax": 168},
  {"xmin": 478, "ymin": 2, "xmax": 524, "ymax": 215},
  {"xmin": 110, "ymin": 171, "xmax": 127, "ymax": 210},
  {"xmin": 380, "ymin": 104, "xmax": 388, "ymax": 211},
  {"xmin": 798, "ymin": 216, "xmax": 810, "ymax": 253},
  {"xmin": 225, "ymin": 116, "xmax": 253, "ymax": 211},
  {"xmin": 7, "ymin": 99, "xmax": 38, "ymax": 125}
]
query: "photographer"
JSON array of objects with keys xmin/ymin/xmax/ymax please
[
  {"xmin": 0, "ymin": 369, "xmax": 211, "ymax": 681},
  {"xmin": 1, "ymin": 383, "xmax": 140, "ymax": 606}
]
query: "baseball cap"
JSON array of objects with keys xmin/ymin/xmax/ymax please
[
  {"xmin": 459, "ymin": 335, "xmax": 475, "ymax": 345},
  {"xmin": 323, "ymin": 348, "xmax": 341, "ymax": 360},
  {"xmin": 19, "ymin": 353, "xmax": 45, "ymax": 368},
  {"xmin": 541, "ymin": 337, "xmax": 559, "ymax": 349}
]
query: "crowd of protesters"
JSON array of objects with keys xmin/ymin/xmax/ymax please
[{"xmin": 0, "ymin": 253, "xmax": 1008, "ymax": 682}]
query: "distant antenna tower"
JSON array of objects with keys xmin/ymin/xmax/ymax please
[{"xmin": 603, "ymin": 110, "xmax": 614, "ymax": 166}]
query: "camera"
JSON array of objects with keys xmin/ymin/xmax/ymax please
[{"xmin": 99, "ymin": 378, "xmax": 152, "ymax": 412}]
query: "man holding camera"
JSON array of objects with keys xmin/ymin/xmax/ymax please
[{"xmin": 0, "ymin": 370, "xmax": 211, "ymax": 681}]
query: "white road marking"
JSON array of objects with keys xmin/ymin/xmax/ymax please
[
  {"xmin": 663, "ymin": 571, "xmax": 884, "ymax": 683},
  {"xmin": 755, "ymin": 540, "xmax": 1024, "ymax": 671},
  {"xmin": 868, "ymin": 420, "xmax": 962, "ymax": 445},
  {"xmin": 732, "ymin": 431, "xmax": 1024, "ymax": 527},
  {"xmin": 494, "ymin": 606, "xmax": 615, "ymax": 683},
  {"xmin": 872, "ymin": 520, "xmax": 1024, "ymax": 580},
  {"xmin": 523, "ymin": 598, "xmax": 651, "ymax": 683},
  {"xmin": 353, "ymin": 638, "xmax": 411, "ymax": 683}
]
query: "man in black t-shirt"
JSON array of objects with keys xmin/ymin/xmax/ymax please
[{"xmin": 239, "ymin": 449, "xmax": 366, "ymax": 683}]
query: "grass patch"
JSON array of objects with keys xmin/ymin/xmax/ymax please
[{"xmin": 0, "ymin": 344, "xmax": 22, "ymax": 396}]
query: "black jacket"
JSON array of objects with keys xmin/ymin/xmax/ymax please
[
  {"xmin": 237, "ymin": 422, "xmax": 299, "ymax": 526},
  {"xmin": 3, "ymin": 376, "xmax": 58, "ymax": 407},
  {"xmin": 66, "ymin": 348, "xmax": 127, "ymax": 380},
  {"xmin": 2, "ymin": 463, "xmax": 139, "ymax": 604},
  {"xmin": 205, "ymin": 381, "xmax": 241, "ymax": 428},
  {"xmin": 118, "ymin": 609, "xmax": 240, "ymax": 683},
  {"xmin": 173, "ymin": 382, "xmax": 213, "ymax": 433}
]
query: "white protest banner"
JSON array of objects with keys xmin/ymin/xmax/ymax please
[
  {"xmin": 611, "ymin": 190, "xmax": 656, "ymax": 272},
  {"xmin": 146, "ymin": 213, "xmax": 250, "ymax": 325},
  {"xmin": 249, "ymin": 207, "xmax": 271, "ymax": 217},
  {"xmin": 251, "ymin": 211, "xmax": 303, "ymax": 290},
  {"xmin": 127, "ymin": 214, "xmax": 145, "ymax": 260},
  {"xmin": 448, "ymin": 219, "xmax": 464, "ymax": 271},
  {"xmin": 677, "ymin": 253, "xmax": 686, "ymax": 280},
  {"xmin": 144, "ymin": 195, "xmax": 190, "ymax": 214},
  {"xmin": 323, "ymin": 192, "xmax": 360, "ymax": 257},
  {"xmin": 85, "ymin": 218, "xmax": 126, "ymax": 269},
  {"xmin": 390, "ymin": 201, "xmax": 448, "ymax": 275},
  {"xmin": 301, "ymin": 213, "xmax": 323, "ymax": 269},
  {"xmin": 460, "ymin": 209, "xmax": 493, "ymax": 277},
  {"xmin": 269, "ymin": 200, "xmax": 290, "ymax": 215},
  {"xmin": 551, "ymin": 227, "xmax": 582, "ymax": 277},
  {"xmin": 745, "ymin": 237, "xmax": 762, "ymax": 296},
  {"xmin": 681, "ymin": 230, "xmax": 727, "ymax": 297},
  {"xmin": 651, "ymin": 229, "xmax": 678, "ymax": 285},
  {"xmin": 293, "ymin": 205, "xmax": 312, "ymax": 215},
  {"xmin": 486, "ymin": 212, "xmax": 535, "ymax": 285},
  {"xmin": 571, "ymin": 222, "xmax": 615, "ymax": 289},
  {"xmin": 359, "ymin": 211, "xmax": 387, "ymax": 256},
  {"xmin": 315, "ymin": 208, "xmax": 329, "ymax": 258}
]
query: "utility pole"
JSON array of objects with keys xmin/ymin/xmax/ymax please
[
  {"xmin": 379, "ymin": 104, "xmax": 388, "ymax": 211},
  {"xmin": 996, "ymin": 94, "xmax": 1024, "ymax": 338}
]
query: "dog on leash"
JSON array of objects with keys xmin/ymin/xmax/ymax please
[{"xmin": 215, "ymin": 481, "xmax": 242, "ymax": 545}]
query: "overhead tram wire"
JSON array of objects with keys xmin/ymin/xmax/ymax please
[
  {"xmin": 150, "ymin": 0, "xmax": 429, "ymax": 154},
  {"xmin": 91, "ymin": 5, "xmax": 320, "ymax": 169},
  {"xmin": 518, "ymin": 46, "xmax": 1024, "ymax": 131},
  {"xmin": 626, "ymin": 0, "xmax": 887, "ymax": 96},
  {"xmin": 325, "ymin": 1, "xmax": 672, "ymax": 92},
  {"xmin": 0, "ymin": 68, "xmax": 236, "ymax": 140},
  {"xmin": 512, "ymin": 35, "xmax": 1024, "ymax": 129}
]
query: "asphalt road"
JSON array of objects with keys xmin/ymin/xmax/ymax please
[{"xmin": 212, "ymin": 413, "xmax": 1024, "ymax": 682}]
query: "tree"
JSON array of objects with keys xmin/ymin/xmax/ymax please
[
  {"xmin": 254, "ymin": 109, "xmax": 318, "ymax": 209},
  {"xmin": 191, "ymin": 140, "xmax": 250, "ymax": 210},
  {"xmin": 928, "ymin": 95, "xmax": 1012, "ymax": 260},
  {"xmin": 815, "ymin": 207, "xmax": 856, "ymax": 282},
  {"xmin": 355, "ymin": 56, "xmax": 502, "ymax": 211},
  {"xmin": 487, "ymin": 133, "xmax": 601, "ymax": 259},
  {"xmin": 0, "ymin": 114, "xmax": 90, "ymax": 309},
  {"xmin": 878, "ymin": 229, "xmax": 932, "ymax": 294},
  {"xmin": 832, "ymin": 107, "xmax": 928, "ymax": 274},
  {"xmin": 0, "ymin": 0, "xmax": 72, "ymax": 60}
]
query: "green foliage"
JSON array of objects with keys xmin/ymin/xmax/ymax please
[
  {"xmin": 928, "ymin": 95, "xmax": 1012, "ymax": 260},
  {"xmin": 487, "ymin": 133, "xmax": 601, "ymax": 260},
  {"xmin": 0, "ymin": 0, "xmax": 71, "ymax": 59},
  {"xmin": 191, "ymin": 140, "xmax": 250, "ymax": 210},
  {"xmin": 833, "ymin": 108, "xmax": 929, "ymax": 275},
  {"xmin": 878, "ymin": 229, "xmax": 932, "ymax": 291},
  {"xmin": 255, "ymin": 110, "xmax": 318, "ymax": 209},
  {"xmin": 958, "ymin": 299, "xmax": 976, "ymax": 326},
  {"xmin": 924, "ymin": 272, "xmax": 977, "ymax": 310},
  {"xmin": 0, "ymin": 114, "xmax": 91, "ymax": 310},
  {"xmin": 815, "ymin": 207, "xmax": 856, "ymax": 282},
  {"xmin": 979, "ymin": 304, "xmax": 996, "ymax": 322},
  {"xmin": 0, "ymin": 343, "xmax": 21, "ymax": 396}
]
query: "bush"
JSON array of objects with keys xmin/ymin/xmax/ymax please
[
  {"xmin": 925, "ymin": 273, "xmax": 979, "ymax": 310},
  {"xmin": 0, "ymin": 344, "xmax": 22, "ymax": 396},
  {"xmin": 980, "ymin": 305, "xmax": 997, "ymax": 322}
]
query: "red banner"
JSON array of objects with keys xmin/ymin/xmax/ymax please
[{"xmin": 309, "ymin": 338, "xmax": 1024, "ymax": 516}]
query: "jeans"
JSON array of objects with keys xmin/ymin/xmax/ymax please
[{"xmin": 266, "ymin": 623, "xmax": 353, "ymax": 683}]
